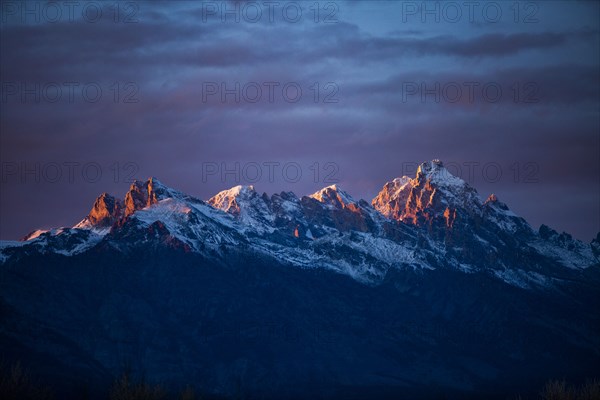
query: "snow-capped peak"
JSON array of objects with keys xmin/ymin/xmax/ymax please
[
  {"xmin": 415, "ymin": 160, "xmax": 465, "ymax": 188},
  {"xmin": 143, "ymin": 177, "xmax": 185, "ymax": 200},
  {"xmin": 309, "ymin": 184, "xmax": 356, "ymax": 209},
  {"xmin": 222, "ymin": 185, "xmax": 255, "ymax": 197},
  {"xmin": 207, "ymin": 185, "xmax": 276, "ymax": 233},
  {"xmin": 392, "ymin": 176, "xmax": 412, "ymax": 186},
  {"xmin": 23, "ymin": 229, "xmax": 53, "ymax": 241},
  {"xmin": 208, "ymin": 185, "xmax": 258, "ymax": 215},
  {"xmin": 372, "ymin": 160, "xmax": 478, "ymax": 223}
]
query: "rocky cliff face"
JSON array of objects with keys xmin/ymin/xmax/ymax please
[
  {"xmin": 123, "ymin": 177, "xmax": 177, "ymax": 217},
  {"xmin": 78, "ymin": 193, "xmax": 123, "ymax": 228},
  {"xmin": 373, "ymin": 160, "xmax": 484, "ymax": 227}
]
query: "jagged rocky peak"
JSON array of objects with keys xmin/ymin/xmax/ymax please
[
  {"xmin": 371, "ymin": 176, "xmax": 413, "ymax": 219},
  {"xmin": 125, "ymin": 180, "xmax": 149, "ymax": 217},
  {"xmin": 208, "ymin": 185, "xmax": 258, "ymax": 215},
  {"xmin": 372, "ymin": 159, "xmax": 475, "ymax": 224},
  {"xmin": 146, "ymin": 177, "xmax": 174, "ymax": 203},
  {"xmin": 538, "ymin": 224, "xmax": 558, "ymax": 240},
  {"xmin": 484, "ymin": 193, "xmax": 501, "ymax": 207},
  {"xmin": 272, "ymin": 190, "xmax": 299, "ymax": 202},
  {"xmin": 88, "ymin": 192, "xmax": 122, "ymax": 226},
  {"xmin": 22, "ymin": 229, "xmax": 52, "ymax": 241},
  {"xmin": 538, "ymin": 224, "xmax": 574, "ymax": 242},
  {"xmin": 393, "ymin": 176, "xmax": 412, "ymax": 186},
  {"xmin": 308, "ymin": 184, "xmax": 356, "ymax": 209},
  {"xmin": 305, "ymin": 184, "xmax": 378, "ymax": 232},
  {"xmin": 486, "ymin": 193, "xmax": 498, "ymax": 203},
  {"xmin": 484, "ymin": 193, "xmax": 511, "ymax": 212},
  {"xmin": 124, "ymin": 177, "xmax": 179, "ymax": 217},
  {"xmin": 417, "ymin": 158, "xmax": 444, "ymax": 174},
  {"xmin": 537, "ymin": 224, "xmax": 596, "ymax": 262},
  {"xmin": 268, "ymin": 191, "xmax": 302, "ymax": 220},
  {"xmin": 415, "ymin": 159, "xmax": 465, "ymax": 188},
  {"xmin": 73, "ymin": 192, "xmax": 123, "ymax": 229}
]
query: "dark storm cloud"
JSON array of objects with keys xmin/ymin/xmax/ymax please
[
  {"xmin": 307, "ymin": 29, "xmax": 589, "ymax": 60},
  {"xmin": 344, "ymin": 64, "xmax": 600, "ymax": 111},
  {"xmin": 3, "ymin": 15, "xmax": 596, "ymax": 82}
]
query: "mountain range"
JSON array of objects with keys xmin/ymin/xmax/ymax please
[{"xmin": 1, "ymin": 160, "xmax": 599, "ymax": 399}]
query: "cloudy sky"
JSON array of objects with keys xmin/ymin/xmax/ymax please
[{"xmin": 1, "ymin": 0, "xmax": 599, "ymax": 240}]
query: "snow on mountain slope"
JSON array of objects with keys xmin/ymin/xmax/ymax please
[
  {"xmin": 203, "ymin": 183, "xmax": 427, "ymax": 280},
  {"xmin": 304, "ymin": 184, "xmax": 391, "ymax": 237},
  {"xmin": 1, "ymin": 227, "xmax": 105, "ymax": 261},
  {"xmin": 309, "ymin": 184, "xmax": 357, "ymax": 209},
  {"xmin": 531, "ymin": 224, "xmax": 599, "ymax": 269},
  {"xmin": 208, "ymin": 185, "xmax": 275, "ymax": 234},
  {"xmin": 417, "ymin": 159, "xmax": 466, "ymax": 189},
  {"xmin": 128, "ymin": 197, "xmax": 241, "ymax": 251},
  {"xmin": 482, "ymin": 194, "xmax": 533, "ymax": 235},
  {"xmin": 372, "ymin": 160, "xmax": 596, "ymax": 272},
  {"xmin": 1, "ymin": 161, "xmax": 597, "ymax": 287}
]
